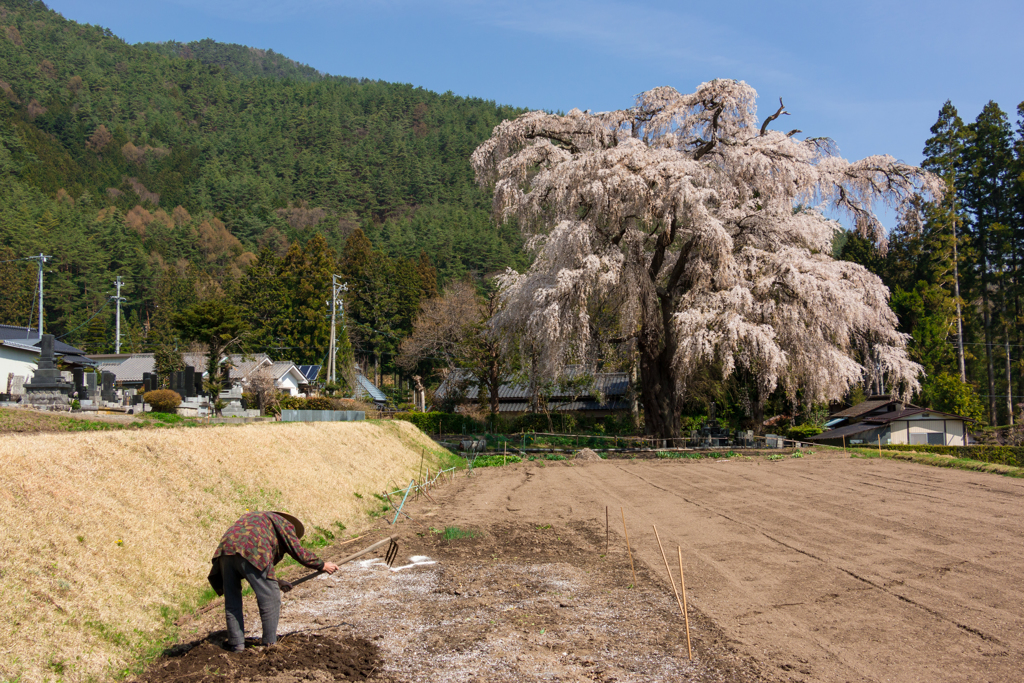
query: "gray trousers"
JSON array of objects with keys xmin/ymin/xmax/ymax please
[{"xmin": 220, "ymin": 554, "xmax": 281, "ymax": 647}]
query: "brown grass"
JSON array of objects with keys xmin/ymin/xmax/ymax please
[{"xmin": 0, "ymin": 420, "xmax": 452, "ymax": 682}]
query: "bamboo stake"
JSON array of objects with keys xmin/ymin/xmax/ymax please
[
  {"xmin": 605, "ymin": 505, "xmax": 609, "ymax": 552},
  {"xmin": 621, "ymin": 507, "xmax": 637, "ymax": 587},
  {"xmin": 653, "ymin": 525, "xmax": 685, "ymax": 619},
  {"xmin": 421, "ymin": 468, "xmax": 437, "ymax": 503},
  {"xmin": 677, "ymin": 546, "xmax": 693, "ymax": 660}
]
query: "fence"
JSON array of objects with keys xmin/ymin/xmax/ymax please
[{"xmin": 280, "ymin": 410, "xmax": 366, "ymax": 422}]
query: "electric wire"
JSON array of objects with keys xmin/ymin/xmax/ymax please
[{"xmin": 56, "ymin": 298, "xmax": 112, "ymax": 340}]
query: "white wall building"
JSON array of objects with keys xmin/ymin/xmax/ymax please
[{"xmin": 0, "ymin": 341, "xmax": 39, "ymax": 392}]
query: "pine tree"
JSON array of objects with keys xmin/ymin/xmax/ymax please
[
  {"xmin": 963, "ymin": 102, "xmax": 1015, "ymax": 424},
  {"xmin": 241, "ymin": 246, "xmax": 285, "ymax": 356},
  {"xmin": 921, "ymin": 101, "xmax": 969, "ymax": 382},
  {"xmin": 276, "ymin": 234, "xmax": 336, "ymax": 366}
]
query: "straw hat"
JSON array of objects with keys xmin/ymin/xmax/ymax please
[{"xmin": 270, "ymin": 511, "xmax": 305, "ymax": 539}]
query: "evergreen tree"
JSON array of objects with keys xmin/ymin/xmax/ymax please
[
  {"xmin": 962, "ymin": 102, "xmax": 1015, "ymax": 424},
  {"xmin": 276, "ymin": 234, "xmax": 335, "ymax": 366},
  {"xmin": 921, "ymin": 101, "xmax": 969, "ymax": 382}
]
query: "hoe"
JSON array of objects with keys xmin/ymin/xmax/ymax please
[{"xmin": 277, "ymin": 536, "xmax": 399, "ymax": 593}]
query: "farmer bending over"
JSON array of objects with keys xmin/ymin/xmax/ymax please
[{"xmin": 208, "ymin": 511, "xmax": 338, "ymax": 651}]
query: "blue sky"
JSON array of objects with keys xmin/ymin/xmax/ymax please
[{"xmin": 47, "ymin": 0, "xmax": 1022, "ymax": 169}]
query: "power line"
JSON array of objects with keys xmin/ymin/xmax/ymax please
[{"xmin": 56, "ymin": 298, "xmax": 111, "ymax": 341}]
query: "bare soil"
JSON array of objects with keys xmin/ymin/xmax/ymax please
[{"xmin": 149, "ymin": 454, "xmax": 1024, "ymax": 682}]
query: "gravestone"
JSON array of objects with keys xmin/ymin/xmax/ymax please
[
  {"xmin": 101, "ymin": 371, "xmax": 116, "ymax": 403},
  {"xmin": 11, "ymin": 375, "xmax": 25, "ymax": 397},
  {"xmin": 85, "ymin": 372, "xmax": 97, "ymax": 400},
  {"xmin": 194, "ymin": 373, "xmax": 204, "ymax": 397},
  {"xmin": 184, "ymin": 366, "xmax": 195, "ymax": 398},
  {"xmin": 22, "ymin": 334, "xmax": 73, "ymax": 406}
]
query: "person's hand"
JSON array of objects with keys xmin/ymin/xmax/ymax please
[{"xmin": 322, "ymin": 562, "xmax": 339, "ymax": 575}]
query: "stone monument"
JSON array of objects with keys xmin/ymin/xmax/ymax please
[
  {"xmin": 21, "ymin": 334, "xmax": 73, "ymax": 407},
  {"xmin": 101, "ymin": 371, "xmax": 116, "ymax": 403}
]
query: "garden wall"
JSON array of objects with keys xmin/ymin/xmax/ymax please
[{"xmin": 0, "ymin": 420, "xmax": 449, "ymax": 682}]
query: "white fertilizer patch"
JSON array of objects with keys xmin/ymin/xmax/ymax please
[{"xmin": 390, "ymin": 555, "xmax": 437, "ymax": 572}]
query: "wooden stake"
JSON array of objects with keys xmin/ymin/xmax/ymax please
[
  {"xmin": 605, "ymin": 505, "xmax": 609, "ymax": 552},
  {"xmin": 653, "ymin": 525, "xmax": 685, "ymax": 622},
  {"xmin": 842, "ymin": 434, "xmax": 846, "ymax": 455},
  {"xmin": 504, "ymin": 440, "xmax": 507, "ymax": 466},
  {"xmin": 678, "ymin": 546, "xmax": 693, "ymax": 660},
  {"xmin": 621, "ymin": 507, "xmax": 637, "ymax": 587},
  {"xmin": 878, "ymin": 434, "xmax": 882, "ymax": 458}
]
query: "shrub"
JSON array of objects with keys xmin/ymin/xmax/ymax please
[
  {"xmin": 278, "ymin": 395, "xmax": 307, "ymax": 411},
  {"xmin": 787, "ymin": 424, "xmax": 823, "ymax": 440},
  {"xmin": 144, "ymin": 389, "xmax": 181, "ymax": 414},
  {"xmin": 306, "ymin": 396, "xmax": 334, "ymax": 411},
  {"xmin": 331, "ymin": 397, "xmax": 376, "ymax": 412},
  {"xmin": 393, "ymin": 411, "xmax": 483, "ymax": 434},
  {"xmin": 507, "ymin": 413, "xmax": 557, "ymax": 433}
]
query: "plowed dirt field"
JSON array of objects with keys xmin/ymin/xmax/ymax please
[{"xmin": 148, "ymin": 454, "xmax": 1024, "ymax": 682}]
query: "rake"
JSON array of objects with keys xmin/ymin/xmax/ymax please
[{"xmin": 277, "ymin": 536, "xmax": 399, "ymax": 593}]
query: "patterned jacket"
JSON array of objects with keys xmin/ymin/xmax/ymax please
[{"xmin": 207, "ymin": 511, "xmax": 325, "ymax": 595}]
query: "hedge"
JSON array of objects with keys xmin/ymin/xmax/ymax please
[
  {"xmin": 876, "ymin": 444, "xmax": 1021, "ymax": 467},
  {"xmin": 393, "ymin": 412, "xmax": 483, "ymax": 434},
  {"xmin": 786, "ymin": 424, "xmax": 823, "ymax": 440},
  {"xmin": 394, "ymin": 411, "xmax": 638, "ymax": 436}
]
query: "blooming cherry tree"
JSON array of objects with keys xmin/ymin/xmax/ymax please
[{"xmin": 472, "ymin": 80, "xmax": 942, "ymax": 438}]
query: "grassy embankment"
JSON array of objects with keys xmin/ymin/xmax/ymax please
[
  {"xmin": 0, "ymin": 418, "xmax": 460, "ymax": 682},
  {"xmin": 845, "ymin": 445, "xmax": 1024, "ymax": 477}
]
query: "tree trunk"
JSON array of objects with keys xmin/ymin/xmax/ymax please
[
  {"xmin": 1006, "ymin": 332, "xmax": 1014, "ymax": 426},
  {"xmin": 983, "ymin": 287, "xmax": 996, "ymax": 424},
  {"xmin": 637, "ymin": 333, "xmax": 681, "ymax": 439},
  {"xmin": 952, "ymin": 211, "xmax": 967, "ymax": 381},
  {"xmin": 487, "ymin": 351, "xmax": 500, "ymax": 415}
]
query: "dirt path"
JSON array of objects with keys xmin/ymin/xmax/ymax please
[{"xmin": 427, "ymin": 456, "xmax": 1024, "ymax": 682}]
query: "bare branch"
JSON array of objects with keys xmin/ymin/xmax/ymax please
[{"xmin": 759, "ymin": 98, "xmax": 789, "ymax": 136}]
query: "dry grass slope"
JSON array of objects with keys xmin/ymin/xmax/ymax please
[{"xmin": 0, "ymin": 419, "xmax": 451, "ymax": 682}]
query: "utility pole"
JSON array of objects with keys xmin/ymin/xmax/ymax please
[
  {"xmin": 28, "ymin": 253, "xmax": 50, "ymax": 338},
  {"xmin": 113, "ymin": 276, "xmax": 125, "ymax": 354},
  {"xmin": 327, "ymin": 275, "xmax": 347, "ymax": 384}
]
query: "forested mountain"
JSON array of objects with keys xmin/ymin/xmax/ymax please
[
  {"xmin": 138, "ymin": 39, "xmax": 327, "ymax": 82},
  {"xmin": 0, "ymin": 0, "xmax": 528, "ymax": 368}
]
